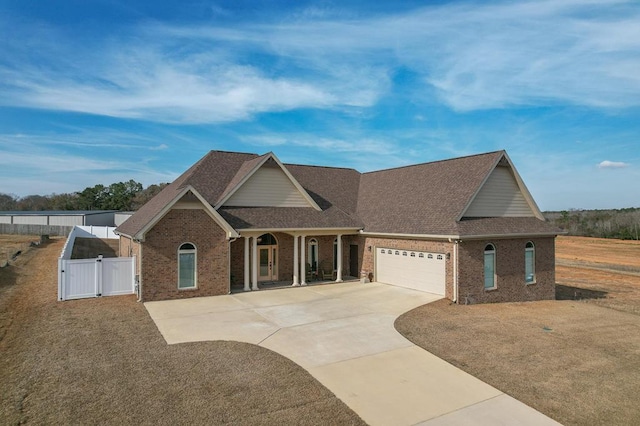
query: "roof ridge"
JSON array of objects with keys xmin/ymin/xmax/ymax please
[
  {"xmin": 362, "ymin": 150, "xmax": 505, "ymax": 175},
  {"xmin": 285, "ymin": 162, "xmax": 360, "ymax": 172}
]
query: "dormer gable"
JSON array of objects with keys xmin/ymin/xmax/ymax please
[
  {"xmin": 459, "ymin": 153, "xmax": 544, "ymax": 220},
  {"xmin": 216, "ymin": 153, "xmax": 321, "ymax": 210}
]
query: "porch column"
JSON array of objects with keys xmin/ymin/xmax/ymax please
[
  {"xmin": 292, "ymin": 235, "xmax": 299, "ymax": 286},
  {"xmin": 251, "ymin": 236, "xmax": 259, "ymax": 291},
  {"xmin": 244, "ymin": 237, "xmax": 250, "ymax": 291},
  {"xmin": 335, "ymin": 234, "xmax": 343, "ymax": 282},
  {"xmin": 300, "ymin": 235, "xmax": 306, "ymax": 286}
]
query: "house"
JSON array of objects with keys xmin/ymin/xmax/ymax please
[{"xmin": 115, "ymin": 150, "xmax": 561, "ymax": 304}]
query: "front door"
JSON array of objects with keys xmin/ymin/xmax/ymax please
[{"xmin": 258, "ymin": 233, "xmax": 278, "ymax": 281}]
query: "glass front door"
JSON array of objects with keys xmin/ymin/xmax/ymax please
[{"xmin": 258, "ymin": 246, "xmax": 278, "ymax": 281}]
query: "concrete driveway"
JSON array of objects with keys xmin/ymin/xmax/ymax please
[{"xmin": 145, "ymin": 282, "xmax": 560, "ymax": 426}]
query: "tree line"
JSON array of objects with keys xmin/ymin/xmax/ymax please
[
  {"xmin": 0, "ymin": 180, "xmax": 169, "ymax": 212},
  {"xmin": 544, "ymin": 208, "xmax": 640, "ymax": 240}
]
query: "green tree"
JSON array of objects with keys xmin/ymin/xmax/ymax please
[{"xmin": 0, "ymin": 193, "xmax": 18, "ymax": 210}]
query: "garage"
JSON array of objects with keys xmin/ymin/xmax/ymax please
[{"xmin": 375, "ymin": 247, "xmax": 445, "ymax": 295}]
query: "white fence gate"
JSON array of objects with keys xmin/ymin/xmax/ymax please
[{"xmin": 58, "ymin": 256, "xmax": 135, "ymax": 301}]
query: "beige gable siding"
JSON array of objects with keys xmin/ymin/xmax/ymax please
[
  {"xmin": 463, "ymin": 166, "xmax": 535, "ymax": 217},
  {"xmin": 224, "ymin": 167, "xmax": 312, "ymax": 207}
]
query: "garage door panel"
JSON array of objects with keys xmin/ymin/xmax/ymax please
[{"xmin": 376, "ymin": 248, "xmax": 445, "ymax": 296}]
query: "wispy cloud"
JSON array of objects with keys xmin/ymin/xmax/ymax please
[
  {"xmin": 598, "ymin": 160, "xmax": 630, "ymax": 169},
  {"xmin": 1, "ymin": 1, "xmax": 638, "ymax": 123},
  {"xmin": 0, "ymin": 132, "xmax": 178, "ymax": 195}
]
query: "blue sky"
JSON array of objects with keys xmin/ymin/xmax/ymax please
[{"xmin": 1, "ymin": 0, "xmax": 639, "ymax": 211}]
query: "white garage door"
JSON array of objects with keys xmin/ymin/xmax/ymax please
[{"xmin": 376, "ymin": 248, "xmax": 445, "ymax": 295}]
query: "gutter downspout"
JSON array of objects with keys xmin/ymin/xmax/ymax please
[
  {"xmin": 449, "ymin": 238, "xmax": 460, "ymax": 304},
  {"xmin": 135, "ymin": 239, "xmax": 143, "ymax": 302}
]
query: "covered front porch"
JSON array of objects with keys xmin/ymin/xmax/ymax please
[{"xmin": 230, "ymin": 229, "xmax": 363, "ymax": 293}]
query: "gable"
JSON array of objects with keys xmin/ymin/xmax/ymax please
[
  {"xmin": 462, "ymin": 165, "xmax": 535, "ymax": 218},
  {"xmin": 222, "ymin": 158, "xmax": 317, "ymax": 208},
  {"xmin": 134, "ymin": 186, "xmax": 239, "ymax": 240}
]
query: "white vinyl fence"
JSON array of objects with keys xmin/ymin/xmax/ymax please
[
  {"xmin": 58, "ymin": 225, "xmax": 136, "ymax": 301},
  {"xmin": 58, "ymin": 256, "xmax": 135, "ymax": 301}
]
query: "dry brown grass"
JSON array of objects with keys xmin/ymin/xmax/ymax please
[
  {"xmin": 396, "ymin": 236, "xmax": 640, "ymax": 426},
  {"xmin": 0, "ymin": 237, "xmax": 364, "ymax": 425},
  {"xmin": 0, "ymin": 234, "xmax": 40, "ymax": 266}
]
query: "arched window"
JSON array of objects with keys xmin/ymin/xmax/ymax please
[
  {"xmin": 525, "ymin": 241, "xmax": 536, "ymax": 284},
  {"xmin": 484, "ymin": 244, "xmax": 496, "ymax": 290},
  {"xmin": 308, "ymin": 238, "xmax": 318, "ymax": 271},
  {"xmin": 178, "ymin": 243, "xmax": 197, "ymax": 289}
]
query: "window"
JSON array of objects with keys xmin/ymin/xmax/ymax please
[
  {"xmin": 402, "ymin": 251, "xmax": 407, "ymax": 256},
  {"xmin": 484, "ymin": 244, "xmax": 496, "ymax": 290},
  {"xmin": 381, "ymin": 249, "xmax": 386, "ymax": 254},
  {"xmin": 308, "ymin": 238, "xmax": 318, "ymax": 271},
  {"xmin": 419, "ymin": 253, "xmax": 424, "ymax": 258},
  {"xmin": 178, "ymin": 243, "xmax": 197, "ymax": 289},
  {"xmin": 410, "ymin": 252, "xmax": 416, "ymax": 257},
  {"xmin": 437, "ymin": 255, "xmax": 443, "ymax": 260},
  {"xmin": 525, "ymin": 241, "xmax": 536, "ymax": 284},
  {"xmin": 333, "ymin": 238, "xmax": 338, "ymax": 270},
  {"xmin": 395, "ymin": 251, "xmax": 399, "ymax": 255},
  {"xmin": 428, "ymin": 254, "xmax": 433, "ymax": 259}
]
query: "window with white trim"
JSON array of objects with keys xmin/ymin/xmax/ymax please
[
  {"xmin": 178, "ymin": 243, "xmax": 197, "ymax": 289},
  {"xmin": 484, "ymin": 244, "xmax": 496, "ymax": 290},
  {"xmin": 525, "ymin": 241, "xmax": 536, "ymax": 284}
]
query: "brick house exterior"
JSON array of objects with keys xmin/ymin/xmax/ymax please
[{"xmin": 116, "ymin": 150, "xmax": 561, "ymax": 303}]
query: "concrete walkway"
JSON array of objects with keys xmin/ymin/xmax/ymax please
[{"xmin": 145, "ymin": 282, "xmax": 560, "ymax": 426}]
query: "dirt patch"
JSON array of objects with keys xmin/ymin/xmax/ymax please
[
  {"xmin": 396, "ymin": 236, "xmax": 640, "ymax": 426},
  {"xmin": 0, "ymin": 238, "xmax": 364, "ymax": 425}
]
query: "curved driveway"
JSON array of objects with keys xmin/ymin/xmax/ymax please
[{"xmin": 145, "ymin": 282, "xmax": 560, "ymax": 425}]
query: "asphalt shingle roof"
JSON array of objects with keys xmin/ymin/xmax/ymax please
[{"xmin": 116, "ymin": 149, "xmax": 561, "ymax": 239}]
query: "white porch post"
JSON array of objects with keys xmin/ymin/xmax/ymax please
[
  {"xmin": 292, "ymin": 235, "xmax": 299, "ymax": 286},
  {"xmin": 335, "ymin": 234, "xmax": 343, "ymax": 282},
  {"xmin": 244, "ymin": 237, "xmax": 251, "ymax": 291},
  {"xmin": 300, "ymin": 235, "xmax": 307, "ymax": 286},
  {"xmin": 251, "ymin": 236, "xmax": 259, "ymax": 291}
]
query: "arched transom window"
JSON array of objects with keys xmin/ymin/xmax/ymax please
[
  {"xmin": 178, "ymin": 243, "xmax": 197, "ymax": 289},
  {"xmin": 525, "ymin": 241, "xmax": 536, "ymax": 284},
  {"xmin": 484, "ymin": 243, "xmax": 496, "ymax": 290}
]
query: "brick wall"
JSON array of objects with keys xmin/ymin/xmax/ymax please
[
  {"xmin": 140, "ymin": 209, "xmax": 229, "ymax": 301},
  {"xmin": 119, "ymin": 236, "xmax": 141, "ymax": 274},
  {"xmin": 457, "ymin": 237, "xmax": 555, "ymax": 304},
  {"xmin": 358, "ymin": 236, "xmax": 455, "ymax": 300}
]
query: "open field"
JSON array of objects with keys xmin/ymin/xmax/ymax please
[
  {"xmin": 0, "ymin": 238, "xmax": 364, "ymax": 425},
  {"xmin": 556, "ymin": 235, "xmax": 640, "ymax": 315},
  {"xmin": 396, "ymin": 236, "xmax": 640, "ymax": 426}
]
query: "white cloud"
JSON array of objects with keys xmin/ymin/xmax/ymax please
[
  {"xmin": 598, "ymin": 160, "xmax": 630, "ymax": 169},
  {"xmin": 0, "ymin": 0, "xmax": 639, "ymax": 122}
]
